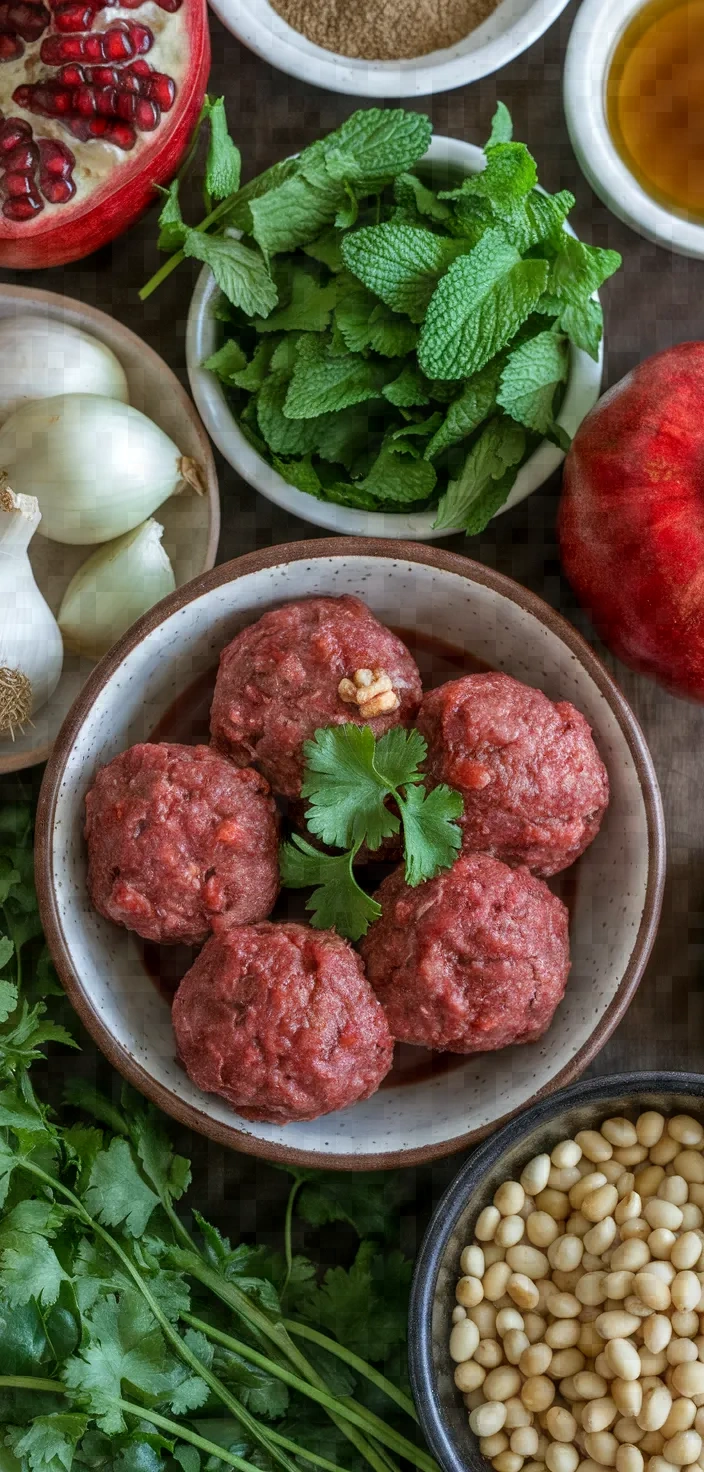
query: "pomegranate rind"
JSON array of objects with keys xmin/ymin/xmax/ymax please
[{"xmin": 0, "ymin": 0, "xmax": 209, "ymax": 268}]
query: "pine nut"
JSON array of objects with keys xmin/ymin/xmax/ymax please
[
  {"xmin": 509, "ymin": 1274, "xmax": 541, "ymax": 1310},
  {"xmin": 673, "ymin": 1151, "xmax": 704, "ymax": 1185},
  {"xmin": 450, "ymin": 1318, "xmax": 481, "ymax": 1361},
  {"xmin": 672, "ymin": 1362, "xmax": 704, "ymax": 1396},
  {"xmin": 605, "ymin": 1339, "xmax": 641, "ymax": 1381},
  {"xmin": 577, "ymin": 1132, "xmax": 615, "ymax": 1164},
  {"xmin": 476, "ymin": 1339, "xmax": 505, "ymax": 1368},
  {"xmin": 493, "ymin": 1451, "xmax": 524, "ymax": 1472},
  {"xmin": 602, "ymin": 1120, "xmax": 638, "ymax": 1149},
  {"xmin": 583, "ymin": 1400, "xmax": 619, "ymax": 1434},
  {"xmin": 583, "ymin": 1431, "xmax": 618, "ymax": 1466},
  {"xmin": 643, "ymin": 1315, "xmax": 673, "ymax": 1353},
  {"xmin": 637, "ymin": 1385, "xmax": 672, "ymax": 1431},
  {"xmin": 477, "ymin": 1206, "xmax": 501, "ymax": 1241},
  {"xmin": 507, "ymin": 1246, "xmax": 551, "ymax": 1280},
  {"xmin": 497, "ymin": 1308, "xmax": 526, "ymax": 1336},
  {"xmin": 585, "ymin": 1219, "xmax": 619, "ymax": 1255},
  {"xmin": 658, "ymin": 1177, "xmax": 689, "ymax": 1207},
  {"xmin": 470, "ymin": 1402, "xmax": 508, "ymax": 1437},
  {"xmin": 496, "ymin": 1182, "xmax": 527, "ymax": 1217},
  {"xmin": 505, "ymin": 1397, "xmax": 533, "ymax": 1429},
  {"xmin": 671, "ymin": 1232, "xmax": 703, "ymax": 1270},
  {"xmin": 596, "ymin": 1311, "xmax": 642, "ymax": 1340},
  {"xmin": 636, "ymin": 1114, "xmax": 665, "ymax": 1148},
  {"xmin": 546, "ymin": 1449, "xmax": 579, "ymax": 1472},
  {"xmin": 635, "ymin": 1272, "xmax": 672, "ymax": 1310},
  {"xmin": 485, "ymin": 1263, "xmax": 513, "ymax": 1301},
  {"xmin": 545, "ymin": 1408, "xmax": 577, "ymax": 1442},
  {"xmin": 615, "ymin": 1446, "xmax": 643, "ymax": 1472},
  {"xmin": 529, "ymin": 1213, "xmax": 561, "ymax": 1249},
  {"xmin": 504, "ymin": 1330, "xmax": 531, "ymax": 1365},
  {"xmin": 672, "ymin": 1270, "xmax": 701, "ymax": 1311},
  {"xmin": 612, "ymin": 1379, "xmax": 643, "ymax": 1417},
  {"xmin": 512, "ymin": 1428, "xmax": 540, "ymax": 1457},
  {"xmin": 662, "ymin": 1430, "xmax": 702, "ymax": 1466},
  {"xmin": 455, "ymin": 1360, "xmax": 487, "ymax": 1391},
  {"xmin": 669, "ymin": 1117, "xmax": 704, "ymax": 1148},
  {"xmin": 583, "ymin": 1186, "xmax": 620, "ymax": 1224},
  {"xmin": 481, "ymin": 1434, "xmax": 510, "ymax": 1458},
  {"xmin": 553, "ymin": 1141, "xmax": 583, "ymax": 1170},
  {"xmin": 521, "ymin": 1156, "xmax": 552, "ymax": 1197},
  {"xmin": 497, "ymin": 1216, "xmax": 528, "ymax": 1249},
  {"xmin": 521, "ymin": 1377, "xmax": 555, "ymax": 1412}
]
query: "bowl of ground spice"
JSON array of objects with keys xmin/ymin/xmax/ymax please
[{"xmin": 206, "ymin": 0, "xmax": 573, "ymax": 96}]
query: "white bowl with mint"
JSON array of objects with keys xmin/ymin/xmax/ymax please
[{"xmin": 183, "ymin": 105, "xmax": 611, "ymax": 541}]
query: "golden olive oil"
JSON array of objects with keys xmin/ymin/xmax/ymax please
[{"xmin": 607, "ymin": 0, "xmax": 704, "ymax": 221}]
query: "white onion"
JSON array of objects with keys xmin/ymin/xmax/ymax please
[
  {"xmin": 0, "ymin": 316, "xmax": 129, "ymax": 425},
  {"xmin": 0, "ymin": 394, "xmax": 204, "ymax": 545},
  {"xmin": 0, "ymin": 487, "xmax": 63, "ymax": 736},
  {"xmin": 58, "ymin": 518, "xmax": 176, "ymax": 659}
]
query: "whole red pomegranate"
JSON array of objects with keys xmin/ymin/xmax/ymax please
[
  {"xmin": 0, "ymin": 0, "xmax": 209, "ymax": 268},
  {"xmin": 559, "ymin": 341, "xmax": 704, "ymax": 702}
]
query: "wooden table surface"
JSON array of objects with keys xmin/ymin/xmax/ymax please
[{"xmin": 2, "ymin": 0, "xmax": 703, "ymax": 1248}]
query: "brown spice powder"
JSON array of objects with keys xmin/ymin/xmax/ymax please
[{"xmin": 269, "ymin": 0, "xmax": 501, "ymax": 61}]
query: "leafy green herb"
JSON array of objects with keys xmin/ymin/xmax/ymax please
[
  {"xmin": 142, "ymin": 101, "xmax": 621, "ymax": 535},
  {"xmin": 280, "ymin": 726, "xmax": 462, "ymax": 938}
]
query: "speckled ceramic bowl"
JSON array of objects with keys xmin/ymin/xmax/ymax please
[
  {"xmin": 409, "ymin": 1072, "xmax": 704, "ymax": 1472},
  {"xmin": 35, "ymin": 540, "xmax": 665, "ymax": 1169}
]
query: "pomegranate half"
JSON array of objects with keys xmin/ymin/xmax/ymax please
[{"xmin": 0, "ymin": 0, "xmax": 209, "ymax": 269}]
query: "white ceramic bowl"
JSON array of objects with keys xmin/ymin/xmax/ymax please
[
  {"xmin": 0, "ymin": 286, "xmax": 219, "ymax": 776},
  {"xmin": 187, "ymin": 136, "xmax": 603, "ymax": 541},
  {"xmin": 564, "ymin": 0, "xmax": 704, "ymax": 258},
  {"xmin": 208, "ymin": 0, "xmax": 571, "ymax": 97},
  {"xmin": 36, "ymin": 539, "xmax": 665, "ymax": 1169}
]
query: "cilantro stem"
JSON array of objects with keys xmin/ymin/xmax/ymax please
[
  {"xmin": 181, "ymin": 1259, "xmax": 399, "ymax": 1472},
  {"xmin": 281, "ymin": 1176, "xmax": 302, "ymax": 1302},
  {"xmin": 182, "ymin": 1313, "xmax": 435, "ymax": 1472},
  {"xmin": 282, "ymin": 1321, "xmax": 418, "ymax": 1422},
  {"xmin": 0, "ymin": 1375, "xmax": 65, "ymax": 1392},
  {"xmin": 17, "ymin": 1162, "xmax": 300, "ymax": 1472},
  {"xmin": 117, "ymin": 1400, "xmax": 283, "ymax": 1472}
]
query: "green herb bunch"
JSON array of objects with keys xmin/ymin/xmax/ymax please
[
  {"xmin": 142, "ymin": 100, "xmax": 621, "ymax": 535},
  {"xmin": 0, "ymin": 800, "xmax": 433, "ymax": 1472}
]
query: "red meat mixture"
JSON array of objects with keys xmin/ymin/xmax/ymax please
[
  {"xmin": 85, "ymin": 742, "xmax": 280, "ymax": 946},
  {"xmin": 172, "ymin": 921, "xmax": 394, "ymax": 1123},
  {"xmin": 417, "ymin": 672, "xmax": 609, "ymax": 876},
  {"xmin": 359, "ymin": 853, "xmax": 570, "ymax": 1054},
  {"xmin": 210, "ymin": 595, "xmax": 423, "ymax": 798}
]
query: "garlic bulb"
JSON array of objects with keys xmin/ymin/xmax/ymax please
[
  {"xmin": 58, "ymin": 519, "xmax": 176, "ymax": 660},
  {"xmin": 0, "ymin": 394, "xmax": 205, "ymax": 546},
  {"xmin": 0, "ymin": 316, "xmax": 129, "ymax": 426},
  {"xmin": 0, "ymin": 486, "xmax": 63, "ymax": 738}
]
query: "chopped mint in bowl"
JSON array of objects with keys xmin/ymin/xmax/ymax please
[{"xmin": 184, "ymin": 104, "xmax": 613, "ymax": 540}]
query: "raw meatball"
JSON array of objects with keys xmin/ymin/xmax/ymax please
[
  {"xmin": 417, "ymin": 672, "xmax": 609, "ymax": 875},
  {"xmin": 172, "ymin": 921, "xmax": 394, "ymax": 1123},
  {"xmin": 359, "ymin": 853, "xmax": 570, "ymax": 1054},
  {"xmin": 210, "ymin": 595, "xmax": 422, "ymax": 798},
  {"xmin": 85, "ymin": 743, "xmax": 280, "ymax": 945}
]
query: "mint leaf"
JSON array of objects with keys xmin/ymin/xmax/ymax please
[
  {"xmin": 486, "ymin": 101, "xmax": 513, "ymax": 147},
  {"xmin": 9, "ymin": 1415, "xmax": 88, "ymax": 1472},
  {"xmin": 301, "ymin": 726, "xmax": 398, "ymax": 850},
  {"xmin": 303, "ymin": 227, "xmax": 345, "ymax": 272},
  {"xmin": 248, "ymin": 162, "xmax": 345, "ymax": 258},
  {"xmin": 433, "ymin": 417, "xmax": 526, "ymax": 533},
  {"xmin": 382, "ymin": 363, "xmax": 431, "ymax": 407},
  {"xmin": 560, "ymin": 297, "xmax": 604, "ymax": 360},
  {"xmin": 182, "ymin": 232, "xmax": 278, "ymax": 318},
  {"xmin": 398, "ymin": 782, "xmax": 463, "ymax": 886},
  {"xmin": 503, "ymin": 188, "xmax": 575, "ymax": 254},
  {"xmin": 318, "ymin": 107, "xmax": 432, "ymax": 190},
  {"xmin": 497, "ymin": 330, "xmax": 569, "ymax": 434},
  {"xmin": 392, "ymin": 172, "xmax": 453, "ymax": 226},
  {"xmin": 271, "ymin": 455, "xmax": 323, "ymax": 497},
  {"xmin": 342, "ymin": 225, "xmax": 469, "ymax": 323},
  {"xmin": 549, "ymin": 235, "xmax": 622, "ymax": 305},
  {"xmin": 315, "ymin": 403, "xmax": 381, "ymax": 470},
  {"xmin": 233, "ymin": 339, "xmax": 277, "ymax": 391},
  {"xmin": 156, "ymin": 179, "xmax": 186, "ymax": 253},
  {"xmin": 335, "ymin": 279, "xmax": 417, "ymax": 357},
  {"xmin": 418, "ymin": 228, "xmax": 549, "ymax": 380},
  {"xmin": 425, "ymin": 358, "xmax": 502, "ymax": 459},
  {"xmin": 258, "ymin": 373, "xmax": 323, "ymax": 455},
  {"xmin": 205, "ymin": 97, "xmax": 241, "ymax": 201},
  {"xmin": 202, "ymin": 338, "xmax": 247, "ymax": 381},
  {"xmin": 357, "ymin": 444, "xmax": 436, "ymax": 505},
  {"xmin": 255, "ymin": 268, "xmax": 337, "ymax": 334},
  {"xmin": 83, "ymin": 1137, "xmax": 160, "ymax": 1238},
  {"xmin": 284, "ymin": 336, "xmax": 393, "ymax": 417},
  {"xmin": 279, "ymin": 836, "xmax": 381, "ymax": 942}
]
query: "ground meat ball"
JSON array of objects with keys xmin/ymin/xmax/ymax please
[
  {"xmin": 172, "ymin": 921, "xmax": 394, "ymax": 1123},
  {"xmin": 359, "ymin": 854, "xmax": 570, "ymax": 1054},
  {"xmin": 85, "ymin": 743, "xmax": 280, "ymax": 946},
  {"xmin": 417, "ymin": 672, "xmax": 609, "ymax": 876},
  {"xmin": 210, "ymin": 596, "xmax": 423, "ymax": 798}
]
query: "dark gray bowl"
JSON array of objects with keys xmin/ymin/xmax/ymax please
[{"xmin": 408, "ymin": 1071, "xmax": 704, "ymax": 1472}]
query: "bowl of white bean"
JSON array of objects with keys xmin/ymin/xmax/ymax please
[{"xmin": 409, "ymin": 1073, "xmax": 704, "ymax": 1472}]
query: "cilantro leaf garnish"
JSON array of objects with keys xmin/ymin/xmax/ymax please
[{"xmin": 281, "ymin": 725, "xmax": 463, "ymax": 938}]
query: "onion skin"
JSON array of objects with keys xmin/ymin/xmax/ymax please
[
  {"xmin": 559, "ymin": 341, "xmax": 704, "ymax": 701},
  {"xmin": 0, "ymin": 0, "xmax": 210, "ymax": 271}
]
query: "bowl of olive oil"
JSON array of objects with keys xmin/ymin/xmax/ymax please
[{"xmin": 564, "ymin": 0, "xmax": 704, "ymax": 257}]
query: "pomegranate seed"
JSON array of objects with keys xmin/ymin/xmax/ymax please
[
  {"xmin": 88, "ymin": 63, "xmax": 116, "ymax": 84},
  {"xmin": 41, "ymin": 31, "xmax": 81, "ymax": 60},
  {"xmin": 0, "ymin": 115, "xmax": 32, "ymax": 148},
  {"xmin": 38, "ymin": 136, "xmax": 75, "ymax": 176},
  {"xmin": 39, "ymin": 173, "xmax": 75, "ymax": 202},
  {"xmin": 115, "ymin": 89, "xmax": 135, "ymax": 120},
  {"xmin": 96, "ymin": 117, "xmax": 134, "ymax": 147},
  {"xmin": 73, "ymin": 82, "xmax": 95, "ymax": 114},
  {"xmin": 3, "ymin": 170, "xmax": 35, "ymax": 197},
  {"xmin": 0, "ymin": 0, "xmax": 49, "ymax": 39},
  {"xmin": 4, "ymin": 140, "xmax": 38, "ymax": 170},
  {"xmin": 3, "ymin": 192, "xmax": 42, "ymax": 219},
  {"xmin": 52, "ymin": 0, "xmax": 97, "ymax": 30},
  {"xmin": 117, "ymin": 68, "xmax": 141, "ymax": 92},
  {"xmin": 0, "ymin": 31, "xmax": 23, "ymax": 58},
  {"xmin": 124, "ymin": 18, "xmax": 150, "ymax": 50},
  {"xmin": 146, "ymin": 71, "xmax": 175, "ymax": 109},
  {"xmin": 66, "ymin": 116, "xmax": 90, "ymax": 140},
  {"xmin": 94, "ymin": 84, "xmax": 118, "ymax": 114},
  {"xmin": 127, "ymin": 56, "xmax": 150, "ymax": 76},
  {"xmin": 57, "ymin": 62, "xmax": 84, "ymax": 82},
  {"xmin": 133, "ymin": 95, "xmax": 158, "ymax": 129},
  {"xmin": 101, "ymin": 24, "xmax": 133, "ymax": 59}
]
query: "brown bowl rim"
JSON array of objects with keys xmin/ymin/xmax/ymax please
[
  {"xmin": 0, "ymin": 282, "xmax": 220, "ymax": 776},
  {"xmin": 35, "ymin": 536, "xmax": 666, "ymax": 1170}
]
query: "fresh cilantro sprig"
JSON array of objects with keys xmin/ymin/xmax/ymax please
[
  {"xmin": 279, "ymin": 725, "xmax": 462, "ymax": 939},
  {"xmin": 141, "ymin": 100, "xmax": 621, "ymax": 536},
  {"xmin": 0, "ymin": 790, "xmax": 435, "ymax": 1472}
]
